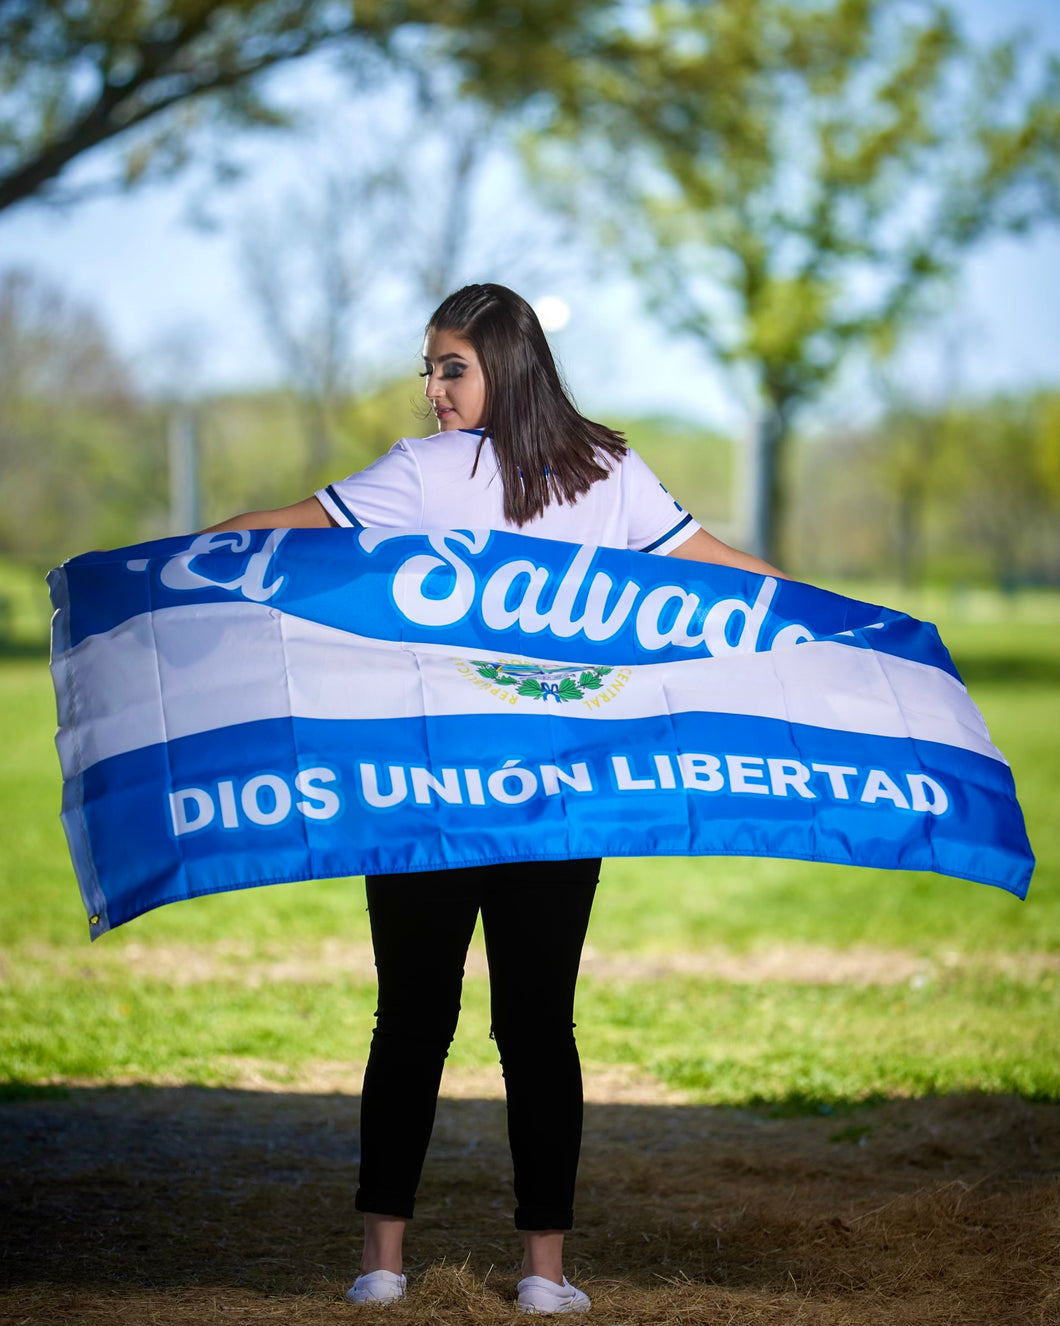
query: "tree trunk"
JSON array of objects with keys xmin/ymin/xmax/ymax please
[
  {"xmin": 168, "ymin": 408, "xmax": 201, "ymax": 536},
  {"xmin": 896, "ymin": 474, "xmax": 925, "ymax": 588},
  {"xmin": 748, "ymin": 404, "xmax": 789, "ymax": 566},
  {"xmin": 296, "ymin": 395, "xmax": 335, "ymax": 491}
]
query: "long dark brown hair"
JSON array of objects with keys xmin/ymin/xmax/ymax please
[{"xmin": 427, "ymin": 284, "xmax": 627, "ymax": 526}]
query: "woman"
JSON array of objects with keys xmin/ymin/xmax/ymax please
[{"xmin": 209, "ymin": 284, "xmax": 783, "ymax": 1314}]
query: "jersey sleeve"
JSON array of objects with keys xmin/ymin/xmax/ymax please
[
  {"xmin": 624, "ymin": 448, "xmax": 701, "ymax": 554},
  {"xmin": 315, "ymin": 440, "xmax": 424, "ymax": 529}
]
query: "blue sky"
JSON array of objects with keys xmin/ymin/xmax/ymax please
[{"xmin": 1, "ymin": 0, "xmax": 1057, "ymax": 430}]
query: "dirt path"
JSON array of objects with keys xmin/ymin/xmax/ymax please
[
  {"xmin": 2, "ymin": 1079, "xmax": 1057, "ymax": 1324},
  {"xmin": 21, "ymin": 939, "xmax": 1060, "ymax": 987}
]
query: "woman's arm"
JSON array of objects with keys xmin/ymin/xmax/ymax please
[
  {"xmin": 667, "ymin": 527, "xmax": 788, "ymax": 580},
  {"xmin": 201, "ymin": 496, "xmax": 336, "ymax": 534}
]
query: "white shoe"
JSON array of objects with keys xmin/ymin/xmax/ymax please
[
  {"xmin": 517, "ymin": 1275, "xmax": 591, "ymax": 1314},
  {"xmin": 345, "ymin": 1269, "xmax": 407, "ymax": 1304}
]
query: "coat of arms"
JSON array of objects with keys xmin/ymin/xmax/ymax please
[{"xmin": 470, "ymin": 660, "xmax": 613, "ymax": 703}]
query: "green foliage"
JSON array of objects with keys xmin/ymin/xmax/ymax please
[
  {"xmin": 0, "ymin": 261, "xmax": 430, "ymax": 557},
  {"xmin": 530, "ymin": 0, "xmax": 1060, "ymax": 559},
  {"xmin": 791, "ymin": 390, "xmax": 1060, "ymax": 586},
  {"xmin": 195, "ymin": 375, "xmax": 427, "ymax": 525},
  {"xmin": 0, "ymin": 554, "xmax": 51, "ymax": 653},
  {"xmin": 606, "ymin": 415, "xmax": 735, "ymax": 528},
  {"xmin": 0, "ymin": 270, "xmax": 169, "ymax": 566},
  {"xmin": 0, "ymin": 0, "xmax": 622, "ymax": 212}
]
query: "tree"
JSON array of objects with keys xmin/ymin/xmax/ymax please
[
  {"xmin": 237, "ymin": 57, "xmax": 576, "ymax": 488},
  {"xmin": 241, "ymin": 172, "xmax": 375, "ymax": 486},
  {"xmin": 933, "ymin": 392, "xmax": 1060, "ymax": 586},
  {"xmin": 787, "ymin": 388, "xmax": 1060, "ymax": 586},
  {"xmin": 0, "ymin": 0, "xmax": 619, "ymax": 214},
  {"xmin": 529, "ymin": 0, "xmax": 1060, "ymax": 562},
  {"xmin": 0, "ymin": 269, "xmax": 166, "ymax": 561}
]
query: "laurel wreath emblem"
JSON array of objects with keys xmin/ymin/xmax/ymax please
[{"xmin": 472, "ymin": 661, "xmax": 613, "ymax": 703}]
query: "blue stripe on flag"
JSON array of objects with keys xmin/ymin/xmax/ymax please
[
  {"xmin": 68, "ymin": 709, "xmax": 1032, "ymax": 933},
  {"xmin": 51, "ymin": 528, "xmax": 962, "ymax": 679}
]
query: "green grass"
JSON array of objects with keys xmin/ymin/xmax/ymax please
[
  {"xmin": 1, "ymin": 969, "xmax": 380, "ymax": 1083},
  {"xmin": 4, "ymin": 963, "xmax": 1056, "ymax": 1104},
  {"xmin": 582, "ymin": 969, "xmax": 1060, "ymax": 1105},
  {"xmin": 1, "ymin": 567, "xmax": 1057, "ymax": 1104}
]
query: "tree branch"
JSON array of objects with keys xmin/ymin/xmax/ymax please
[{"xmin": 0, "ymin": 23, "xmax": 345, "ymax": 212}]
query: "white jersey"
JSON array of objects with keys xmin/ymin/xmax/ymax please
[{"xmin": 316, "ymin": 429, "xmax": 700, "ymax": 555}]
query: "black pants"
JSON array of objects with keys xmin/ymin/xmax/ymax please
[{"xmin": 355, "ymin": 859, "xmax": 600, "ymax": 1231}]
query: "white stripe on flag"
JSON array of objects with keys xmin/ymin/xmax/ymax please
[{"xmin": 52, "ymin": 601, "xmax": 1002, "ymax": 779}]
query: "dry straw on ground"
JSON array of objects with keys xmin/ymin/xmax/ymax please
[{"xmin": 2, "ymin": 1076, "xmax": 1057, "ymax": 1325}]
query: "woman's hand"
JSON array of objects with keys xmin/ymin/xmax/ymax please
[
  {"xmin": 667, "ymin": 527, "xmax": 788, "ymax": 580},
  {"xmin": 200, "ymin": 496, "xmax": 335, "ymax": 534}
]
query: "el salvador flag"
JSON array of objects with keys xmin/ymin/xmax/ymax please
[{"xmin": 48, "ymin": 526, "xmax": 1034, "ymax": 938}]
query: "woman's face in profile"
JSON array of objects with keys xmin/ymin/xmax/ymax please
[{"xmin": 422, "ymin": 328, "xmax": 487, "ymax": 433}]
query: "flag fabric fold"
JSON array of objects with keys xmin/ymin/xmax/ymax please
[{"xmin": 48, "ymin": 526, "xmax": 1034, "ymax": 938}]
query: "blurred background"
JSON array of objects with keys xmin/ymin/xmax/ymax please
[
  {"xmin": 1, "ymin": 12, "xmax": 1059, "ymax": 1320},
  {"xmin": 1, "ymin": 0, "xmax": 1058, "ymax": 605}
]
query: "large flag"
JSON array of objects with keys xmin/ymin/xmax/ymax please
[{"xmin": 49, "ymin": 527, "xmax": 1034, "ymax": 937}]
